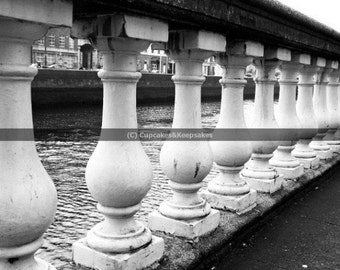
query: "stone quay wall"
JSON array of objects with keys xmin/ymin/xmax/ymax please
[{"xmin": 31, "ymin": 69, "xmax": 279, "ymax": 108}]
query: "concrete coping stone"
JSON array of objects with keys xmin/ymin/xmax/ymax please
[{"xmin": 0, "ymin": 0, "xmax": 72, "ymax": 27}]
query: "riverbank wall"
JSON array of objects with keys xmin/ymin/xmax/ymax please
[{"xmin": 31, "ymin": 69, "xmax": 279, "ymax": 108}]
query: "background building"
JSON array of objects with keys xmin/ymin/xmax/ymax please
[
  {"xmin": 32, "ymin": 31, "xmax": 220, "ymax": 76},
  {"xmin": 32, "ymin": 28, "xmax": 78, "ymax": 69}
]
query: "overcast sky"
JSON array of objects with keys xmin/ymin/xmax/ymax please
[{"xmin": 277, "ymin": 0, "xmax": 340, "ymax": 32}]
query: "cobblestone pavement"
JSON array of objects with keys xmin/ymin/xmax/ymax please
[{"xmin": 32, "ymin": 101, "xmax": 254, "ymax": 269}]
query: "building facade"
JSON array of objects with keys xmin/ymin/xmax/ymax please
[
  {"xmin": 32, "ymin": 30, "xmax": 220, "ymax": 76},
  {"xmin": 32, "ymin": 28, "xmax": 79, "ymax": 69}
]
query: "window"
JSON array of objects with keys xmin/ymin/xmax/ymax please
[
  {"xmin": 63, "ymin": 55, "xmax": 69, "ymax": 67},
  {"xmin": 47, "ymin": 54, "xmax": 56, "ymax": 65},
  {"xmin": 69, "ymin": 37, "xmax": 74, "ymax": 50},
  {"xmin": 35, "ymin": 39, "xmax": 44, "ymax": 46},
  {"xmin": 64, "ymin": 55, "xmax": 72, "ymax": 68},
  {"xmin": 62, "ymin": 55, "xmax": 77, "ymax": 68},
  {"xmin": 48, "ymin": 33, "xmax": 55, "ymax": 47},
  {"xmin": 203, "ymin": 65, "xmax": 208, "ymax": 76},
  {"xmin": 210, "ymin": 66, "xmax": 215, "ymax": 75},
  {"xmin": 35, "ymin": 53, "xmax": 44, "ymax": 63},
  {"xmin": 59, "ymin": 36, "xmax": 65, "ymax": 48}
]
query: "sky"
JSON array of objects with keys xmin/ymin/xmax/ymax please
[{"xmin": 277, "ymin": 0, "xmax": 340, "ymax": 32}]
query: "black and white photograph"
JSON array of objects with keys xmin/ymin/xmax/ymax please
[{"xmin": 0, "ymin": 0, "xmax": 339, "ymax": 269}]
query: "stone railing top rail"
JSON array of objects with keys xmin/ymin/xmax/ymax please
[{"xmin": 73, "ymin": 0, "xmax": 340, "ymax": 60}]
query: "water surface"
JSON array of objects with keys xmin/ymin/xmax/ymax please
[{"xmin": 33, "ymin": 100, "xmax": 256, "ymax": 269}]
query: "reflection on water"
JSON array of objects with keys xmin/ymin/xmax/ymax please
[{"xmin": 33, "ymin": 100, "xmax": 255, "ymax": 269}]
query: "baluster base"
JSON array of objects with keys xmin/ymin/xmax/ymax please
[
  {"xmin": 72, "ymin": 236, "xmax": 164, "ymax": 270},
  {"xmin": 294, "ymin": 156, "xmax": 320, "ymax": 169},
  {"xmin": 270, "ymin": 147, "xmax": 305, "ymax": 179},
  {"xmin": 241, "ymin": 175, "xmax": 283, "ymax": 194},
  {"xmin": 272, "ymin": 165, "xmax": 304, "ymax": 180},
  {"xmin": 324, "ymin": 129, "xmax": 340, "ymax": 153},
  {"xmin": 313, "ymin": 149, "xmax": 333, "ymax": 160},
  {"xmin": 326, "ymin": 144, "xmax": 340, "ymax": 154},
  {"xmin": 200, "ymin": 165, "xmax": 257, "ymax": 215},
  {"xmin": 310, "ymin": 137, "xmax": 333, "ymax": 160},
  {"xmin": 148, "ymin": 209, "xmax": 220, "ymax": 239},
  {"xmin": 200, "ymin": 189, "xmax": 257, "ymax": 215},
  {"xmin": 0, "ymin": 237, "xmax": 55, "ymax": 270},
  {"xmin": 241, "ymin": 154, "xmax": 283, "ymax": 194},
  {"xmin": 292, "ymin": 139, "xmax": 320, "ymax": 169}
]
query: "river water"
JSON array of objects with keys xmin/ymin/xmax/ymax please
[{"xmin": 33, "ymin": 100, "xmax": 257, "ymax": 269}]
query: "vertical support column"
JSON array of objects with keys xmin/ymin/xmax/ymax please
[
  {"xmin": 201, "ymin": 41, "xmax": 263, "ymax": 215},
  {"xmin": 149, "ymin": 30, "xmax": 225, "ymax": 239},
  {"xmin": 72, "ymin": 15, "xmax": 168, "ymax": 270},
  {"xmin": 0, "ymin": 20, "xmax": 57, "ymax": 270},
  {"xmin": 241, "ymin": 48, "xmax": 284, "ymax": 194},
  {"xmin": 335, "ymin": 83, "xmax": 340, "ymax": 139},
  {"xmin": 292, "ymin": 56, "xmax": 320, "ymax": 169},
  {"xmin": 269, "ymin": 51, "xmax": 305, "ymax": 179},
  {"xmin": 0, "ymin": 2, "xmax": 72, "ymax": 269},
  {"xmin": 335, "ymin": 85, "xmax": 340, "ymax": 139},
  {"xmin": 310, "ymin": 59, "xmax": 333, "ymax": 159},
  {"xmin": 324, "ymin": 61, "xmax": 340, "ymax": 152}
]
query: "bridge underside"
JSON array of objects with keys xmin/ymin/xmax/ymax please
[{"xmin": 74, "ymin": 0, "xmax": 340, "ymax": 59}]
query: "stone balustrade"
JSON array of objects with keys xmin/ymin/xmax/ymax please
[
  {"xmin": 310, "ymin": 59, "xmax": 334, "ymax": 160},
  {"xmin": 0, "ymin": 1, "xmax": 72, "ymax": 270},
  {"xmin": 202, "ymin": 42, "xmax": 263, "ymax": 214},
  {"xmin": 148, "ymin": 30, "xmax": 224, "ymax": 239},
  {"xmin": 241, "ymin": 49, "xmax": 284, "ymax": 194},
  {"xmin": 2, "ymin": 1, "xmax": 340, "ymax": 270},
  {"xmin": 324, "ymin": 62, "xmax": 340, "ymax": 151},
  {"xmin": 292, "ymin": 56, "xmax": 320, "ymax": 169},
  {"xmin": 269, "ymin": 50, "xmax": 305, "ymax": 180}
]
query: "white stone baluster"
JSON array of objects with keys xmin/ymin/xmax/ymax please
[
  {"xmin": 310, "ymin": 59, "xmax": 333, "ymax": 159},
  {"xmin": 334, "ymin": 83, "xmax": 340, "ymax": 139},
  {"xmin": 72, "ymin": 14, "xmax": 168, "ymax": 270},
  {"xmin": 324, "ymin": 61, "xmax": 340, "ymax": 152},
  {"xmin": 292, "ymin": 56, "xmax": 320, "ymax": 169},
  {"xmin": 269, "ymin": 51, "xmax": 305, "ymax": 179},
  {"xmin": 201, "ymin": 42, "xmax": 263, "ymax": 215},
  {"xmin": 149, "ymin": 30, "xmax": 225, "ymax": 239},
  {"xmin": 241, "ymin": 48, "xmax": 284, "ymax": 193},
  {"xmin": 0, "ymin": 2, "xmax": 72, "ymax": 269}
]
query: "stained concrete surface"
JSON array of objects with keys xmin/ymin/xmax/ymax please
[{"xmin": 211, "ymin": 159, "xmax": 340, "ymax": 270}]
